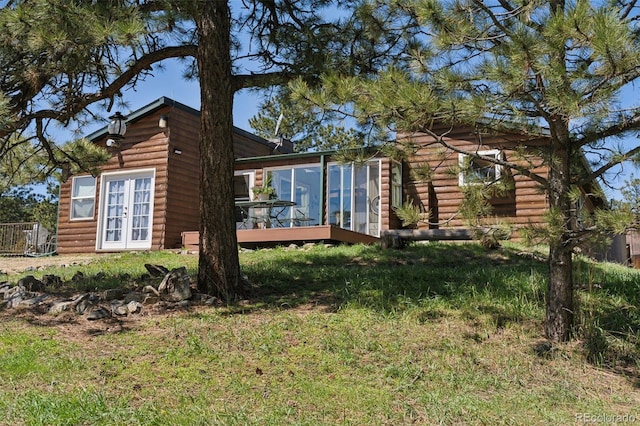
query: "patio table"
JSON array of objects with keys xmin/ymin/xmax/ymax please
[{"xmin": 235, "ymin": 199, "xmax": 296, "ymax": 228}]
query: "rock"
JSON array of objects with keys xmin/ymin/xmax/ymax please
[
  {"xmin": 71, "ymin": 271, "xmax": 84, "ymax": 282},
  {"xmin": 3, "ymin": 285, "xmax": 38, "ymax": 308},
  {"xmin": 18, "ymin": 276, "xmax": 44, "ymax": 292},
  {"xmin": 102, "ymin": 288, "xmax": 126, "ymax": 301},
  {"xmin": 142, "ymin": 294, "xmax": 160, "ymax": 305},
  {"xmin": 126, "ymin": 301, "xmax": 142, "ymax": 314},
  {"xmin": 74, "ymin": 293, "xmax": 98, "ymax": 314},
  {"xmin": 142, "ymin": 285, "xmax": 160, "ymax": 296},
  {"xmin": 124, "ymin": 292, "xmax": 145, "ymax": 303},
  {"xmin": 19, "ymin": 294, "xmax": 52, "ymax": 307},
  {"xmin": 41, "ymin": 275, "xmax": 62, "ymax": 289},
  {"xmin": 112, "ymin": 301, "xmax": 130, "ymax": 316},
  {"xmin": 87, "ymin": 306, "xmax": 111, "ymax": 320},
  {"xmin": 144, "ymin": 264, "xmax": 170, "ymax": 277},
  {"xmin": 49, "ymin": 300, "xmax": 76, "ymax": 314},
  {"xmin": 158, "ymin": 267, "xmax": 191, "ymax": 302}
]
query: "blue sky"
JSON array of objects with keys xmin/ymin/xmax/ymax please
[{"xmin": 80, "ymin": 58, "xmax": 262, "ymax": 136}]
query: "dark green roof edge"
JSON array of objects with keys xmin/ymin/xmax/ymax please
[
  {"xmin": 235, "ymin": 149, "xmax": 337, "ymax": 164},
  {"xmin": 85, "ymin": 96, "xmax": 273, "ymax": 148}
]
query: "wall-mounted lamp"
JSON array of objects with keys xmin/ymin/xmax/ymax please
[
  {"xmin": 107, "ymin": 112, "xmax": 127, "ymax": 139},
  {"xmin": 159, "ymin": 115, "xmax": 169, "ymax": 129},
  {"xmin": 173, "ymin": 147, "xmax": 182, "ymax": 155}
]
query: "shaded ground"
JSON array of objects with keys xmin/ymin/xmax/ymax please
[{"xmin": 0, "ymin": 254, "xmax": 98, "ymax": 274}]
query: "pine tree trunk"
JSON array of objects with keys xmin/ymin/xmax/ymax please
[
  {"xmin": 546, "ymin": 241, "xmax": 573, "ymax": 342},
  {"xmin": 545, "ymin": 122, "xmax": 574, "ymax": 342},
  {"xmin": 194, "ymin": 2, "xmax": 244, "ymax": 301}
]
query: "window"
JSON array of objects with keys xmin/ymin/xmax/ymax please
[
  {"xmin": 391, "ymin": 161, "xmax": 402, "ymax": 209},
  {"xmin": 267, "ymin": 165, "xmax": 322, "ymax": 226},
  {"xmin": 71, "ymin": 176, "xmax": 96, "ymax": 220},
  {"xmin": 458, "ymin": 150, "xmax": 502, "ymax": 186},
  {"xmin": 328, "ymin": 160, "xmax": 381, "ymax": 236}
]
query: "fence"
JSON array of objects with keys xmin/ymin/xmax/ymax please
[{"xmin": 0, "ymin": 222, "xmax": 56, "ymax": 256}]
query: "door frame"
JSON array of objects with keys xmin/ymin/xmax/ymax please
[{"xmin": 95, "ymin": 168, "xmax": 156, "ymax": 251}]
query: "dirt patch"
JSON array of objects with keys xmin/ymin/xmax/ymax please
[{"xmin": 0, "ymin": 254, "xmax": 97, "ymax": 275}]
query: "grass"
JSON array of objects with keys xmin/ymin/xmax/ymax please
[{"xmin": 0, "ymin": 242, "xmax": 639, "ymax": 425}]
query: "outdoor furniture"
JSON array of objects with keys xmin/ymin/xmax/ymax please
[{"xmin": 235, "ymin": 199, "xmax": 296, "ymax": 228}]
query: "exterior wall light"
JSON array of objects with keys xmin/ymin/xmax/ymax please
[
  {"xmin": 159, "ymin": 115, "xmax": 169, "ymax": 129},
  {"xmin": 107, "ymin": 112, "xmax": 127, "ymax": 139}
]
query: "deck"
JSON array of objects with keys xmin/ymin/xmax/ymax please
[{"xmin": 181, "ymin": 225, "xmax": 379, "ymax": 250}]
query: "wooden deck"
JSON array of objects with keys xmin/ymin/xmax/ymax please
[{"xmin": 181, "ymin": 225, "xmax": 379, "ymax": 250}]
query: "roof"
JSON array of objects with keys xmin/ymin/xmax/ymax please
[{"xmin": 86, "ymin": 96, "xmax": 275, "ymax": 149}]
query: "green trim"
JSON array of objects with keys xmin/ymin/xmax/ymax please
[{"xmin": 235, "ymin": 150, "xmax": 337, "ymax": 164}]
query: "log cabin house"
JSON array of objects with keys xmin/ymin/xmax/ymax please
[
  {"xmin": 56, "ymin": 97, "xmax": 286, "ymax": 254},
  {"xmin": 56, "ymin": 97, "xmax": 627, "ymax": 264}
]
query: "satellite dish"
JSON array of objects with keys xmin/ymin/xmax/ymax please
[{"xmin": 274, "ymin": 113, "xmax": 284, "ymax": 136}]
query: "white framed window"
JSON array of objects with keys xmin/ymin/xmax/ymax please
[
  {"xmin": 70, "ymin": 176, "xmax": 96, "ymax": 220},
  {"xmin": 458, "ymin": 150, "xmax": 502, "ymax": 186}
]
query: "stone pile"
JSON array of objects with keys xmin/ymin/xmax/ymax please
[{"xmin": 0, "ymin": 264, "xmax": 216, "ymax": 320}]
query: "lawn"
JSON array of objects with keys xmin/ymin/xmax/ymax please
[{"xmin": 0, "ymin": 242, "xmax": 639, "ymax": 425}]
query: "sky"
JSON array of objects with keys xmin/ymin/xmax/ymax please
[{"xmin": 81, "ymin": 58, "xmax": 263, "ymax": 137}]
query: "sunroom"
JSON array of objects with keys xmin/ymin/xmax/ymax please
[{"xmin": 230, "ymin": 151, "xmax": 403, "ymax": 247}]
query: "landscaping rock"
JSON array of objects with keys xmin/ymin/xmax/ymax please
[
  {"xmin": 41, "ymin": 274, "xmax": 62, "ymax": 289},
  {"xmin": 49, "ymin": 300, "xmax": 76, "ymax": 314},
  {"xmin": 87, "ymin": 306, "xmax": 111, "ymax": 320},
  {"xmin": 102, "ymin": 288, "xmax": 126, "ymax": 301},
  {"xmin": 144, "ymin": 264, "xmax": 170, "ymax": 277},
  {"xmin": 142, "ymin": 285, "xmax": 160, "ymax": 296},
  {"xmin": 158, "ymin": 267, "xmax": 191, "ymax": 302},
  {"xmin": 126, "ymin": 300, "xmax": 142, "ymax": 314},
  {"xmin": 18, "ymin": 275, "xmax": 44, "ymax": 292},
  {"xmin": 75, "ymin": 293, "xmax": 98, "ymax": 314}
]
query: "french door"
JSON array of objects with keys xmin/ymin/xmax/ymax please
[
  {"xmin": 327, "ymin": 160, "xmax": 380, "ymax": 236},
  {"xmin": 98, "ymin": 170, "xmax": 155, "ymax": 250}
]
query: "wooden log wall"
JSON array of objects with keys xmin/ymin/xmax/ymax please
[{"xmin": 400, "ymin": 126, "xmax": 550, "ymax": 239}]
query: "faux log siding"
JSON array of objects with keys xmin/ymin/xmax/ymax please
[
  {"xmin": 57, "ymin": 113, "xmax": 171, "ymax": 254},
  {"xmin": 401, "ymin": 130, "xmax": 550, "ymax": 234},
  {"xmin": 234, "ymin": 133, "xmax": 274, "ymax": 158},
  {"xmin": 164, "ymin": 108, "xmax": 200, "ymax": 249}
]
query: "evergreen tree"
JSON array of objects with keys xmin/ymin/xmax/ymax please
[
  {"xmin": 0, "ymin": 1, "xmax": 406, "ymax": 300},
  {"xmin": 294, "ymin": 0, "xmax": 640, "ymax": 342}
]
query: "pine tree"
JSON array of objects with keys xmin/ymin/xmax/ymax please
[
  {"xmin": 294, "ymin": 0, "xmax": 640, "ymax": 342},
  {"xmin": 0, "ymin": 1, "xmax": 406, "ymax": 301}
]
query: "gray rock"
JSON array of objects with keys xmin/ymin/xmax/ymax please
[
  {"xmin": 144, "ymin": 264, "xmax": 170, "ymax": 277},
  {"xmin": 74, "ymin": 293, "xmax": 98, "ymax": 314},
  {"xmin": 102, "ymin": 288, "xmax": 126, "ymax": 301},
  {"xmin": 142, "ymin": 285, "xmax": 160, "ymax": 295},
  {"xmin": 124, "ymin": 292, "xmax": 145, "ymax": 303},
  {"xmin": 18, "ymin": 276, "xmax": 44, "ymax": 292},
  {"xmin": 49, "ymin": 300, "xmax": 76, "ymax": 314},
  {"xmin": 19, "ymin": 294, "xmax": 51, "ymax": 307},
  {"xmin": 142, "ymin": 294, "xmax": 160, "ymax": 305},
  {"xmin": 158, "ymin": 267, "xmax": 192, "ymax": 302},
  {"xmin": 126, "ymin": 301, "xmax": 142, "ymax": 314},
  {"xmin": 87, "ymin": 306, "xmax": 110, "ymax": 320}
]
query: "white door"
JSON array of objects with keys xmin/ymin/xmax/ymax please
[{"xmin": 99, "ymin": 171, "xmax": 155, "ymax": 250}]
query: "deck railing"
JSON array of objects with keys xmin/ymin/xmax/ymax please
[{"xmin": 0, "ymin": 222, "xmax": 56, "ymax": 256}]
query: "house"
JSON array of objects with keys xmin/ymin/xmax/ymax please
[
  {"xmin": 56, "ymin": 97, "xmax": 285, "ymax": 254},
  {"xmin": 57, "ymin": 97, "xmax": 626, "ymax": 264}
]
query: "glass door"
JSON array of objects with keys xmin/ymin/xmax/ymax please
[
  {"xmin": 328, "ymin": 160, "xmax": 380, "ymax": 236},
  {"xmin": 99, "ymin": 170, "xmax": 154, "ymax": 250}
]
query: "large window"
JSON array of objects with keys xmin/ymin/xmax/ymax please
[
  {"xmin": 266, "ymin": 165, "xmax": 322, "ymax": 226},
  {"xmin": 70, "ymin": 176, "xmax": 96, "ymax": 220},
  {"xmin": 328, "ymin": 160, "xmax": 381, "ymax": 236},
  {"xmin": 458, "ymin": 150, "xmax": 502, "ymax": 186}
]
